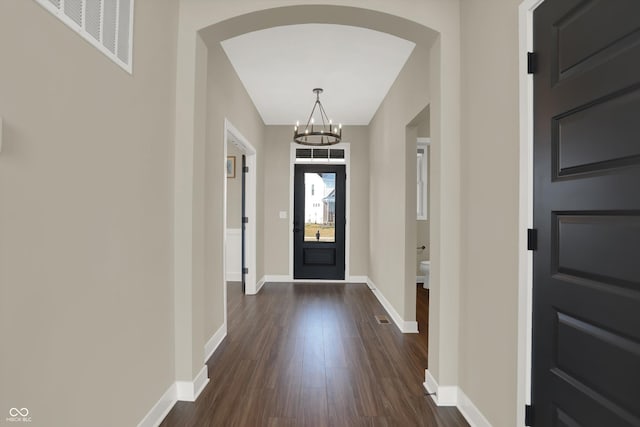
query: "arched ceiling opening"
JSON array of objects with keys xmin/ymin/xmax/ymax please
[{"xmin": 198, "ymin": 5, "xmax": 439, "ymax": 126}]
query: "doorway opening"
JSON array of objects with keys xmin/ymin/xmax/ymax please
[
  {"xmin": 224, "ymin": 119, "xmax": 258, "ymax": 297},
  {"xmin": 416, "ymin": 137, "xmax": 431, "ymax": 288}
]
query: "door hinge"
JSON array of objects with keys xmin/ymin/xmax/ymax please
[
  {"xmin": 243, "ymin": 166, "xmax": 249, "ymax": 173},
  {"xmin": 527, "ymin": 228, "xmax": 537, "ymax": 251},
  {"xmin": 527, "ymin": 52, "xmax": 537, "ymax": 74},
  {"xmin": 525, "ymin": 404, "xmax": 534, "ymax": 426},
  {"xmin": 242, "ymin": 267, "xmax": 248, "ymax": 274},
  {"xmin": 242, "ymin": 217, "xmax": 249, "ymax": 224}
]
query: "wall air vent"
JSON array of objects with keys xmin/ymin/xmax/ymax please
[{"xmin": 35, "ymin": 0, "xmax": 135, "ymax": 73}]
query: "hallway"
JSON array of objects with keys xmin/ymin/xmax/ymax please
[{"xmin": 160, "ymin": 283, "xmax": 468, "ymax": 426}]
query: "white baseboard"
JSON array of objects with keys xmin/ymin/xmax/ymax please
[
  {"xmin": 403, "ymin": 321, "xmax": 419, "ymax": 333},
  {"xmin": 263, "ymin": 274, "xmax": 291, "ymax": 282},
  {"xmin": 138, "ymin": 325, "xmax": 223, "ymax": 425},
  {"xmin": 192, "ymin": 365, "xmax": 209, "ymax": 399},
  {"xmin": 417, "ymin": 275, "xmax": 426, "ymax": 283},
  {"xmin": 424, "ymin": 369, "xmax": 457, "ymax": 406},
  {"xmin": 367, "ymin": 278, "xmax": 418, "ymax": 333},
  {"xmin": 204, "ymin": 323, "xmax": 227, "ymax": 363},
  {"xmin": 176, "ymin": 365, "xmax": 209, "ymax": 402},
  {"xmin": 256, "ymin": 276, "xmax": 266, "ymax": 293},
  {"xmin": 348, "ymin": 275, "xmax": 369, "ymax": 283},
  {"xmin": 458, "ymin": 388, "xmax": 493, "ymax": 427},
  {"xmin": 366, "ymin": 278, "xmax": 376, "ymax": 290},
  {"xmin": 423, "ymin": 369, "xmax": 438, "ymax": 399},
  {"xmin": 137, "ymin": 383, "xmax": 177, "ymax": 427},
  {"xmin": 423, "ymin": 370, "xmax": 492, "ymax": 426}
]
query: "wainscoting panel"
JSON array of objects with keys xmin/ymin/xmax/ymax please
[{"xmin": 225, "ymin": 228, "xmax": 241, "ymax": 282}]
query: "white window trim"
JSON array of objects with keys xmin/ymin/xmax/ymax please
[
  {"xmin": 417, "ymin": 138, "xmax": 430, "ymax": 220},
  {"xmin": 34, "ymin": 0, "xmax": 135, "ymax": 74}
]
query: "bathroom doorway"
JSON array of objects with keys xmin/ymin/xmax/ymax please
[{"xmin": 416, "ymin": 137, "xmax": 431, "ymax": 288}]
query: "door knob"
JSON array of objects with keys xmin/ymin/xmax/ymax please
[{"xmin": 293, "ymin": 228, "xmax": 302, "ymax": 233}]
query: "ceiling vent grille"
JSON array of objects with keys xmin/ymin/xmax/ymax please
[{"xmin": 35, "ymin": 0, "xmax": 134, "ymax": 73}]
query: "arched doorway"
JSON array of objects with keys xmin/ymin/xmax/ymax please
[{"xmin": 172, "ymin": 2, "xmax": 463, "ymax": 407}]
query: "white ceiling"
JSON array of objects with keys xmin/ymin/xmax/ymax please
[{"xmin": 220, "ymin": 24, "xmax": 416, "ymax": 126}]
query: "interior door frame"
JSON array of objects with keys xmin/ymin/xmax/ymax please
[
  {"xmin": 288, "ymin": 142, "xmax": 351, "ymax": 282},
  {"xmin": 517, "ymin": 1, "xmax": 545, "ymax": 426},
  {"xmin": 224, "ymin": 119, "xmax": 257, "ymax": 296}
]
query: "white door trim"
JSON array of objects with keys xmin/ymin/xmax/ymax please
[
  {"xmin": 288, "ymin": 142, "xmax": 351, "ymax": 280},
  {"xmin": 518, "ymin": 0, "xmax": 545, "ymax": 425},
  {"xmin": 224, "ymin": 119, "xmax": 258, "ymax": 300}
]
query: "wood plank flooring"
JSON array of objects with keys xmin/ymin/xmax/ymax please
[{"xmin": 160, "ymin": 283, "xmax": 468, "ymax": 427}]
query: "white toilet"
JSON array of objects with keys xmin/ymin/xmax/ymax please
[{"xmin": 420, "ymin": 260, "xmax": 430, "ymax": 289}]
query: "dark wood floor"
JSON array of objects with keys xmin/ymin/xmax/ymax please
[{"xmin": 160, "ymin": 283, "xmax": 468, "ymax": 427}]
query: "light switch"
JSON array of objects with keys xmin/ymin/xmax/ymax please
[{"xmin": 279, "ymin": 211, "xmax": 287, "ymax": 219}]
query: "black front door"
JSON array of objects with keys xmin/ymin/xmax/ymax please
[
  {"xmin": 293, "ymin": 164, "xmax": 345, "ymax": 280},
  {"xmin": 532, "ymin": 1, "xmax": 640, "ymax": 426}
]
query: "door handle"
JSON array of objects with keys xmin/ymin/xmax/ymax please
[{"xmin": 293, "ymin": 228, "xmax": 302, "ymax": 233}]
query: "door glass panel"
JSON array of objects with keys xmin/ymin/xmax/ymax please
[{"xmin": 304, "ymin": 172, "xmax": 336, "ymax": 242}]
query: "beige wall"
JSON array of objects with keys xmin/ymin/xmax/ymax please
[
  {"xmin": 204, "ymin": 42, "xmax": 265, "ymax": 347},
  {"xmin": 368, "ymin": 44, "xmax": 431, "ymax": 320},
  {"xmin": 459, "ymin": 0, "xmax": 522, "ymax": 426},
  {"xmin": 262, "ymin": 126, "xmax": 370, "ymax": 277},
  {"xmin": 262, "ymin": 126, "xmax": 291, "ymax": 275},
  {"xmin": 226, "ymin": 144, "xmax": 243, "ymax": 229},
  {"xmin": 417, "ymin": 106, "xmax": 431, "ymax": 137},
  {"xmin": 0, "ymin": 1, "xmax": 178, "ymax": 426}
]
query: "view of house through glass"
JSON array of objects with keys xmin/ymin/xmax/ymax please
[{"xmin": 304, "ymin": 172, "xmax": 336, "ymax": 242}]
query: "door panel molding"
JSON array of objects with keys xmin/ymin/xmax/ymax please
[{"xmin": 519, "ymin": 8, "xmax": 640, "ymax": 423}]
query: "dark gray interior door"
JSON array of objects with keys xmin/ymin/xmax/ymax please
[
  {"xmin": 293, "ymin": 164, "xmax": 345, "ymax": 280},
  {"xmin": 241, "ymin": 154, "xmax": 247, "ymax": 293},
  {"xmin": 532, "ymin": 1, "xmax": 640, "ymax": 426}
]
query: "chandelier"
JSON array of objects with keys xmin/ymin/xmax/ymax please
[{"xmin": 293, "ymin": 88, "xmax": 342, "ymax": 146}]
